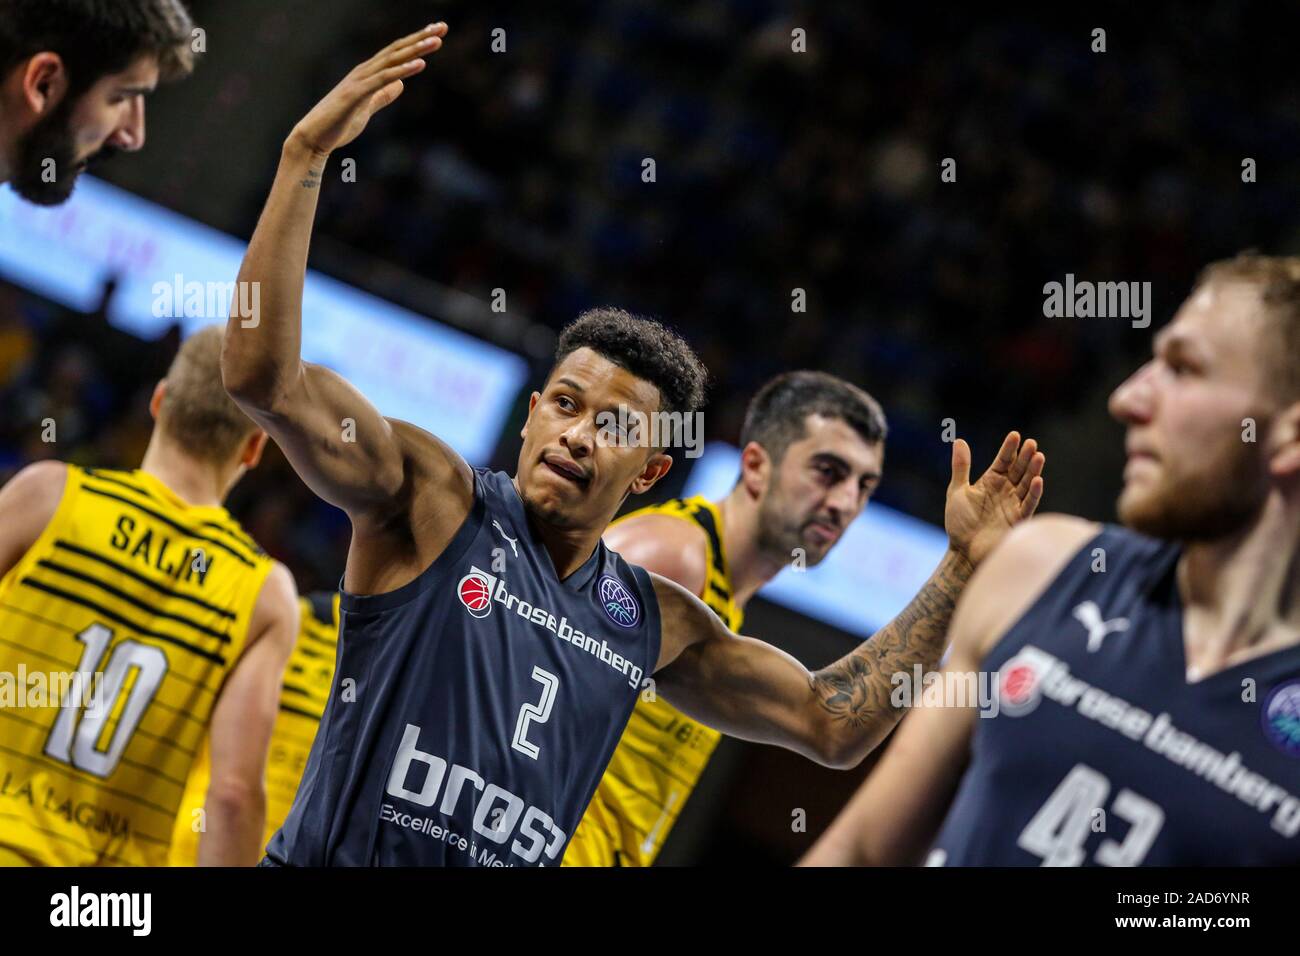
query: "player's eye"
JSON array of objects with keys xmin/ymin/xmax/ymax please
[{"xmin": 556, "ymin": 395, "xmax": 576, "ymax": 411}]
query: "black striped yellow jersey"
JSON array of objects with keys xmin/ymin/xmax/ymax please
[
  {"xmin": 564, "ymin": 495, "xmax": 743, "ymax": 866},
  {"xmin": 0, "ymin": 466, "xmax": 274, "ymax": 866},
  {"xmin": 170, "ymin": 591, "xmax": 337, "ymax": 864}
]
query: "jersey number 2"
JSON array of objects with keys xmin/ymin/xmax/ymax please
[{"xmin": 512, "ymin": 667, "xmax": 558, "ymax": 760}]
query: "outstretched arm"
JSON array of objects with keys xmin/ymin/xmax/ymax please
[
  {"xmin": 654, "ymin": 432, "xmax": 1045, "ymax": 769},
  {"xmin": 801, "ymin": 514, "xmax": 1100, "ymax": 864},
  {"xmin": 221, "ymin": 25, "xmax": 462, "ymax": 522}
]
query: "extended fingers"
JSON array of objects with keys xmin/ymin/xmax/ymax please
[
  {"xmin": 371, "ymin": 23, "xmax": 447, "ymax": 66},
  {"xmin": 987, "ymin": 430, "xmax": 1021, "ymax": 476},
  {"xmin": 1017, "ymin": 449, "xmax": 1045, "ymax": 497},
  {"xmin": 364, "ymin": 23, "xmax": 447, "ymax": 80},
  {"xmin": 1020, "ymin": 475, "xmax": 1045, "ymax": 519},
  {"xmin": 1007, "ymin": 437, "xmax": 1038, "ymax": 485}
]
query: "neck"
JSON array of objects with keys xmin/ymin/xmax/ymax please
[
  {"xmin": 139, "ymin": 435, "xmax": 235, "ymax": 508},
  {"xmin": 1177, "ymin": 493, "xmax": 1300, "ymax": 675},
  {"xmin": 717, "ymin": 484, "xmax": 787, "ymax": 608},
  {"xmin": 513, "ymin": 477, "xmax": 604, "ymax": 580}
]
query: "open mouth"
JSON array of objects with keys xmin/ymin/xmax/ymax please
[{"xmin": 542, "ymin": 456, "xmax": 590, "ymax": 488}]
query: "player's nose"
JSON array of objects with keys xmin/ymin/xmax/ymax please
[
  {"xmin": 826, "ymin": 479, "xmax": 858, "ymax": 523},
  {"xmin": 1108, "ymin": 361, "xmax": 1155, "ymax": 424},
  {"xmin": 561, "ymin": 418, "xmax": 595, "ymax": 458},
  {"xmin": 109, "ymin": 100, "xmax": 147, "ymax": 152}
]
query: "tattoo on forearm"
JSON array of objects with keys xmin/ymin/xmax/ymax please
[
  {"xmin": 300, "ymin": 168, "xmax": 322, "ymax": 190},
  {"xmin": 810, "ymin": 550, "xmax": 974, "ymax": 733}
]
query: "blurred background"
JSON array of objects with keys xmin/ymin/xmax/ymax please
[{"xmin": 2, "ymin": 0, "xmax": 1298, "ymax": 863}]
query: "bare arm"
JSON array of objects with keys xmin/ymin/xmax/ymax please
[
  {"xmin": 800, "ymin": 607, "xmax": 984, "ymax": 863},
  {"xmin": 220, "ymin": 25, "xmax": 465, "ymax": 524},
  {"xmin": 0, "ymin": 461, "xmax": 67, "ymax": 580},
  {"xmin": 800, "ymin": 514, "xmax": 1101, "ymax": 864},
  {"xmin": 654, "ymin": 432, "xmax": 1046, "ymax": 769},
  {"xmin": 198, "ymin": 562, "xmax": 299, "ymax": 866},
  {"xmin": 653, "ymin": 549, "xmax": 973, "ymax": 768}
]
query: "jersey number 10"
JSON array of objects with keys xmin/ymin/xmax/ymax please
[{"xmin": 44, "ymin": 623, "xmax": 168, "ymax": 778}]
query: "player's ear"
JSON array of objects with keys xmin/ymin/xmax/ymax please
[
  {"xmin": 1267, "ymin": 399, "xmax": 1300, "ymax": 481},
  {"xmin": 148, "ymin": 381, "xmax": 166, "ymax": 421},
  {"xmin": 738, "ymin": 440, "xmax": 770, "ymax": 499},
  {"xmin": 521, "ymin": 391, "xmax": 541, "ymax": 439},
  {"xmin": 241, "ymin": 430, "xmax": 269, "ymax": 469},
  {"xmin": 629, "ymin": 451, "xmax": 672, "ymax": 495},
  {"xmin": 20, "ymin": 53, "xmax": 70, "ymax": 116}
]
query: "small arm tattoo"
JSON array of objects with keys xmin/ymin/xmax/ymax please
[
  {"xmin": 300, "ymin": 167, "xmax": 322, "ymax": 190},
  {"xmin": 810, "ymin": 549, "xmax": 974, "ymax": 731}
]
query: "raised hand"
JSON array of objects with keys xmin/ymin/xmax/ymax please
[
  {"xmin": 943, "ymin": 432, "xmax": 1045, "ymax": 567},
  {"xmin": 287, "ymin": 23, "xmax": 448, "ymax": 158}
]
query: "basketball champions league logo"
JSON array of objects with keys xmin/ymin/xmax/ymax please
[
  {"xmin": 1262, "ymin": 681, "xmax": 1300, "ymax": 758},
  {"xmin": 598, "ymin": 575, "xmax": 641, "ymax": 628}
]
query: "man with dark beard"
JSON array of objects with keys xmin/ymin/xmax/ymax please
[
  {"xmin": 565, "ymin": 371, "xmax": 1045, "ymax": 866},
  {"xmin": 803, "ymin": 253, "xmax": 1300, "ymax": 866},
  {"xmin": 0, "ymin": 0, "xmax": 195, "ymax": 206}
]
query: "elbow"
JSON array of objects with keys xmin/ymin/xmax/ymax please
[
  {"xmin": 220, "ymin": 347, "xmax": 290, "ymax": 413},
  {"xmin": 204, "ymin": 779, "xmax": 266, "ymax": 827},
  {"xmin": 812, "ymin": 720, "xmax": 888, "ymax": 771},
  {"xmin": 818, "ymin": 742, "xmax": 865, "ymax": 772},
  {"xmin": 811, "ymin": 731, "xmax": 861, "ymax": 771}
]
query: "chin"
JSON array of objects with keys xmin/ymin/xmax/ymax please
[
  {"xmin": 519, "ymin": 484, "xmax": 581, "ymax": 530},
  {"xmin": 1118, "ymin": 485, "xmax": 1262, "ymax": 543}
]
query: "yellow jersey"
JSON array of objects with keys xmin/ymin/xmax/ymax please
[
  {"xmin": 564, "ymin": 495, "xmax": 743, "ymax": 866},
  {"xmin": 169, "ymin": 592, "xmax": 337, "ymax": 864},
  {"xmin": 0, "ymin": 466, "xmax": 273, "ymax": 866}
]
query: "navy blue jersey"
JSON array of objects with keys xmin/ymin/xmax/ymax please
[
  {"xmin": 265, "ymin": 469, "xmax": 661, "ymax": 866},
  {"xmin": 931, "ymin": 526, "xmax": 1300, "ymax": 866}
]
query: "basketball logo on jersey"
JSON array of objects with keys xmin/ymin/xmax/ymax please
[
  {"xmin": 597, "ymin": 575, "xmax": 640, "ymax": 629},
  {"xmin": 458, "ymin": 569, "xmax": 499, "ymax": 619},
  {"xmin": 1262, "ymin": 681, "xmax": 1300, "ymax": 758},
  {"xmin": 996, "ymin": 646, "xmax": 1055, "ymax": 717}
]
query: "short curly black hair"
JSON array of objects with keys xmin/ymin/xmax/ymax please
[{"xmin": 552, "ymin": 308, "xmax": 708, "ymax": 415}]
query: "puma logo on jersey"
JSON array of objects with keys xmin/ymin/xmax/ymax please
[
  {"xmin": 492, "ymin": 520, "xmax": 519, "ymax": 557},
  {"xmin": 1073, "ymin": 601, "xmax": 1130, "ymax": 653}
]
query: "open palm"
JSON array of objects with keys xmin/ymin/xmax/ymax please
[
  {"xmin": 289, "ymin": 23, "xmax": 448, "ymax": 157},
  {"xmin": 944, "ymin": 432, "xmax": 1045, "ymax": 566}
]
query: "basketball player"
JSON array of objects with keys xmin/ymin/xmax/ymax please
[
  {"xmin": 170, "ymin": 591, "xmax": 337, "ymax": 865},
  {"xmin": 0, "ymin": 0, "xmax": 195, "ymax": 206},
  {"xmin": 0, "ymin": 326, "xmax": 298, "ymax": 866},
  {"xmin": 564, "ymin": 372, "xmax": 1041, "ymax": 865},
  {"xmin": 224, "ymin": 25, "xmax": 1044, "ymax": 867},
  {"xmin": 803, "ymin": 254, "xmax": 1300, "ymax": 866}
]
